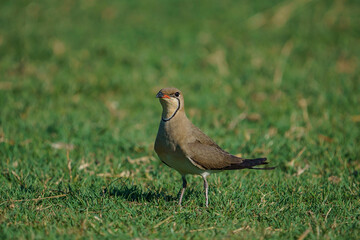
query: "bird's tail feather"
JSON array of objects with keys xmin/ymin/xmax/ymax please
[
  {"xmin": 225, "ymin": 157, "xmax": 275, "ymax": 170},
  {"xmin": 243, "ymin": 157, "xmax": 275, "ymax": 170}
]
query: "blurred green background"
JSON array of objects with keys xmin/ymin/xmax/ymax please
[{"xmin": 0, "ymin": 0, "xmax": 359, "ymax": 239}]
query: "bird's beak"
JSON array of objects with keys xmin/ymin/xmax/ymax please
[{"xmin": 156, "ymin": 91, "xmax": 170, "ymax": 99}]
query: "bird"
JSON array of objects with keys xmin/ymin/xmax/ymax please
[{"xmin": 154, "ymin": 87, "xmax": 274, "ymax": 207}]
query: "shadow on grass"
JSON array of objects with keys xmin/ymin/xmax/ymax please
[{"xmin": 103, "ymin": 181, "xmax": 177, "ymax": 203}]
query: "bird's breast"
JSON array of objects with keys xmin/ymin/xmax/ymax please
[{"xmin": 154, "ymin": 121, "xmax": 203, "ymax": 175}]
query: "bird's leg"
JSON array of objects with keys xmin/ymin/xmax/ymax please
[
  {"xmin": 202, "ymin": 175, "xmax": 209, "ymax": 207},
  {"xmin": 179, "ymin": 176, "xmax": 187, "ymax": 206}
]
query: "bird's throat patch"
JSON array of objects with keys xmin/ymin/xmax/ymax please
[{"xmin": 162, "ymin": 98, "xmax": 180, "ymax": 122}]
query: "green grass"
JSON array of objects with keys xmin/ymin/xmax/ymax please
[{"xmin": 1, "ymin": 0, "xmax": 359, "ymax": 239}]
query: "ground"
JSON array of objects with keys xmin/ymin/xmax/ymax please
[{"xmin": 0, "ymin": 0, "xmax": 359, "ymax": 239}]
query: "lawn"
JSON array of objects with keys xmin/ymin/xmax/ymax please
[{"xmin": 0, "ymin": 0, "xmax": 359, "ymax": 239}]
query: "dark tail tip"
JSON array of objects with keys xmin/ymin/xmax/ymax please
[{"xmin": 244, "ymin": 157, "xmax": 276, "ymax": 170}]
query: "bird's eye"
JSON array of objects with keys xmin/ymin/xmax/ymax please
[{"xmin": 174, "ymin": 92, "xmax": 180, "ymax": 97}]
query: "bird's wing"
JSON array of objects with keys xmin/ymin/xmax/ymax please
[
  {"xmin": 183, "ymin": 123, "xmax": 270, "ymax": 170},
  {"xmin": 182, "ymin": 124, "xmax": 243, "ymax": 170},
  {"xmin": 185, "ymin": 140, "xmax": 240, "ymax": 170}
]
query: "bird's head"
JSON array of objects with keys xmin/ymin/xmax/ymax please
[{"xmin": 156, "ymin": 87, "xmax": 184, "ymax": 121}]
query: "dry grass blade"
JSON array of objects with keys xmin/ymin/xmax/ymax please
[
  {"xmin": 127, "ymin": 156, "xmax": 154, "ymax": 164},
  {"xmin": 351, "ymin": 115, "xmax": 360, "ymax": 122},
  {"xmin": 325, "ymin": 208, "xmax": 332, "ymax": 222},
  {"xmin": 286, "ymin": 147, "xmax": 306, "ymax": 167},
  {"xmin": 153, "ymin": 216, "xmax": 174, "ymax": 228},
  {"xmin": 190, "ymin": 226, "xmax": 216, "ymax": 233},
  {"xmin": 274, "ymin": 40, "xmax": 293, "ymax": 85},
  {"xmin": 51, "ymin": 142, "xmax": 74, "ymax": 150},
  {"xmin": 247, "ymin": 0, "xmax": 312, "ymax": 29},
  {"xmin": 0, "ymin": 194, "xmax": 67, "ymax": 206},
  {"xmin": 328, "ymin": 176, "xmax": 341, "ymax": 184},
  {"xmin": 233, "ymin": 225, "xmax": 251, "ymax": 234},
  {"xmin": 298, "ymin": 98, "xmax": 311, "ymax": 129},
  {"xmin": 11, "ymin": 170, "xmax": 21, "ymax": 182},
  {"xmin": 0, "ymin": 81, "xmax": 13, "ymax": 90},
  {"xmin": 298, "ymin": 226, "xmax": 312, "ymax": 240},
  {"xmin": 97, "ymin": 171, "xmax": 131, "ymax": 178},
  {"xmin": 297, "ymin": 164, "xmax": 309, "ymax": 176},
  {"xmin": 67, "ymin": 150, "xmax": 72, "ymax": 181},
  {"xmin": 228, "ymin": 113, "xmax": 247, "ymax": 130},
  {"xmin": 207, "ymin": 49, "xmax": 229, "ymax": 76}
]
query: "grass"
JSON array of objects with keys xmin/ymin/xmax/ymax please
[{"xmin": 0, "ymin": 0, "xmax": 359, "ymax": 239}]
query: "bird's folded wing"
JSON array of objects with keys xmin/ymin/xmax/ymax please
[{"xmin": 184, "ymin": 141, "xmax": 243, "ymax": 170}]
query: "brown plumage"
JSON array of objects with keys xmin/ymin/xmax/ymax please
[{"xmin": 154, "ymin": 87, "xmax": 274, "ymax": 207}]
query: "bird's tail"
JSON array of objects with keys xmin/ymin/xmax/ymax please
[
  {"xmin": 224, "ymin": 157, "xmax": 275, "ymax": 170},
  {"xmin": 243, "ymin": 158, "xmax": 275, "ymax": 170}
]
